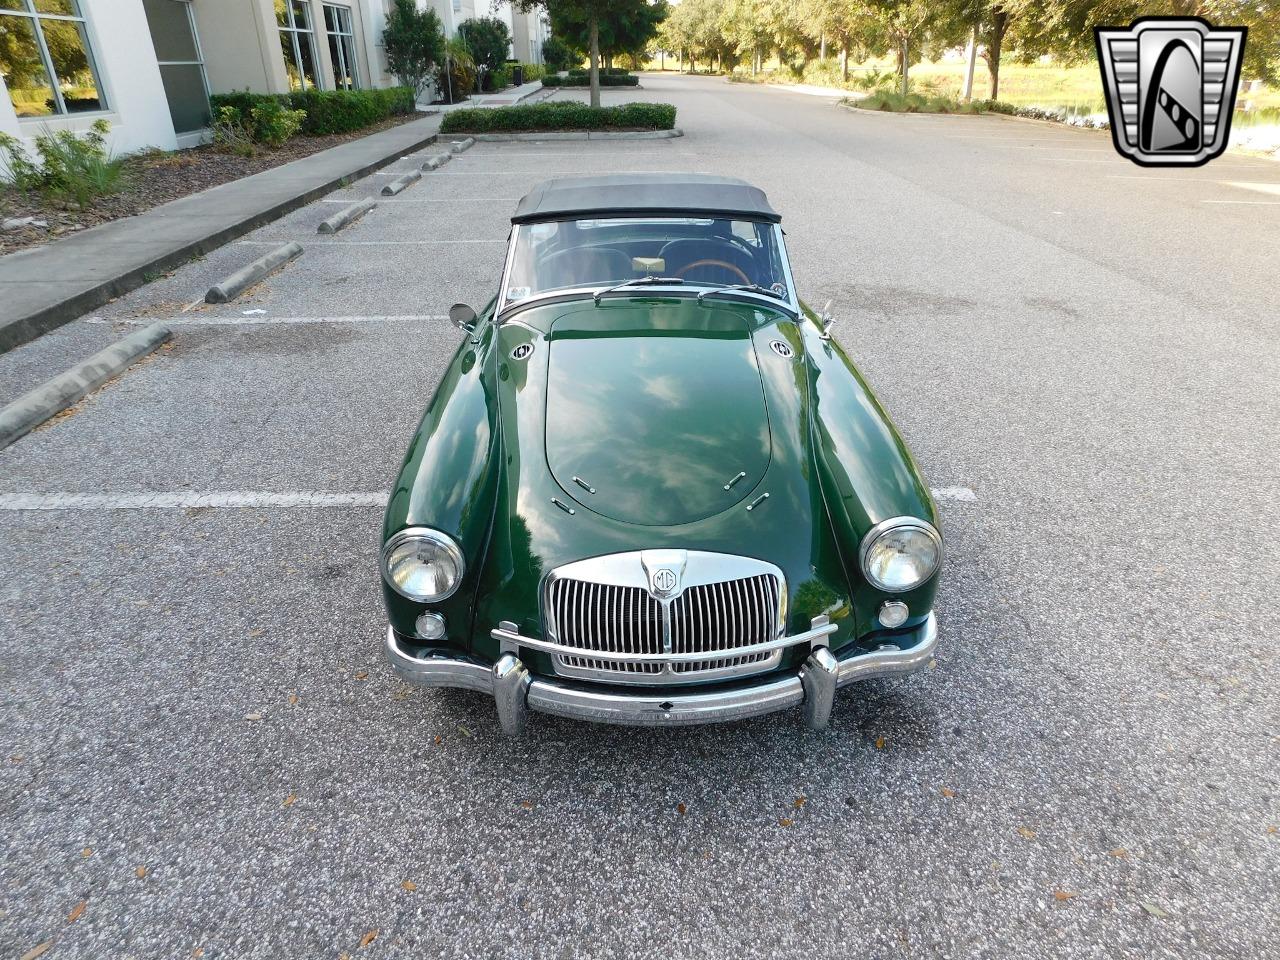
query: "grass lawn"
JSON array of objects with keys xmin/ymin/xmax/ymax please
[{"xmin": 712, "ymin": 56, "xmax": 1280, "ymax": 123}]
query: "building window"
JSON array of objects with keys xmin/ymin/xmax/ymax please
[
  {"xmin": 0, "ymin": 0, "xmax": 105, "ymax": 118},
  {"xmin": 276, "ymin": 0, "xmax": 319, "ymax": 91},
  {"xmin": 143, "ymin": 0, "xmax": 210, "ymax": 134},
  {"xmin": 323, "ymin": 4, "xmax": 359, "ymax": 90}
]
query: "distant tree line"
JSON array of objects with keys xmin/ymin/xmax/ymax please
[{"xmin": 659, "ymin": 0, "xmax": 1279, "ymax": 96}]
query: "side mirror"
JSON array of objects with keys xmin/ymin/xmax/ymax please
[
  {"xmin": 449, "ymin": 303, "xmax": 477, "ymax": 332},
  {"xmin": 819, "ymin": 299, "xmax": 836, "ymax": 341}
]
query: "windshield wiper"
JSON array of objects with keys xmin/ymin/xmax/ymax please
[
  {"xmin": 695, "ymin": 283, "xmax": 784, "ymax": 304},
  {"xmin": 593, "ymin": 276, "xmax": 683, "ymax": 303}
]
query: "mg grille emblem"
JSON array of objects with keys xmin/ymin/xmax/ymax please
[
  {"xmin": 651, "ymin": 568, "xmax": 678, "ymax": 596},
  {"xmin": 1095, "ymin": 17, "xmax": 1246, "ymax": 167}
]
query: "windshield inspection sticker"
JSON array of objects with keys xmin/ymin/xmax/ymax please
[
  {"xmin": 1095, "ymin": 17, "xmax": 1247, "ymax": 167},
  {"xmin": 507, "ymin": 286, "xmax": 531, "ymax": 301}
]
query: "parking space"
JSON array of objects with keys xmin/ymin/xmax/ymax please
[{"xmin": 2, "ymin": 76, "xmax": 1278, "ymax": 958}]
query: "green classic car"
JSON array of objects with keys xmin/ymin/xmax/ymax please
[{"xmin": 380, "ymin": 173, "xmax": 942, "ymax": 734}]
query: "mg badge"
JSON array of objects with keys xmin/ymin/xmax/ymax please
[
  {"xmin": 1095, "ymin": 17, "xmax": 1246, "ymax": 167},
  {"xmin": 651, "ymin": 568, "xmax": 678, "ymax": 596}
]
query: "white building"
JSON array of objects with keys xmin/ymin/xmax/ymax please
[{"xmin": 0, "ymin": 0, "xmax": 548, "ymax": 163}]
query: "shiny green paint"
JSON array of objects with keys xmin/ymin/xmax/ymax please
[
  {"xmin": 381, "ymin": 292, "xmax": 940, "ymax": 681},
  {"xmin": 546, "ymin": 302, "xmax": 771, "ymax": 526}
]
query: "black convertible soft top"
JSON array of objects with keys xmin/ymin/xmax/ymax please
[{"xmin": 511, "ymin": 173, "xmax": 782, "ymax": 225}]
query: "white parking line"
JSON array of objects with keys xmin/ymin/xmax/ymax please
[
  {"xmin": 235, "ymin": 239, "xmax": 504, "ymax": 246},
  {"xmin": 0, "ymin": 491, "xmax": 390, "ymax": 511},
  {"xmin": 931, "ymin": 486, "xmax": 978, "ymax": 503},
  {"xmin": 317, "ymin": 197, "xmax": 520, "ymax": 203},
  {"xmin": 98, "ymin": 314, "xmax": 448, "ymax": 326},
  {"xmin": 1222, "ymin": 181, "xmax": 1280, "ymax": 197},
  {"xmin": 0, "ymin": 487, "xmax": 977, "ymax": 511},
  {"xmin": 1201, "ymin": 200, "xmax": 1280, "ymax": 205}
]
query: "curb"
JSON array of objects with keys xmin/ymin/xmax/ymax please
[
  {"xmin": 205, "ymin": 241, "xmax": 303, "ymax": 303},
  {"xmin": 469, "ymin": 129, "xmax": 682, "ymax": 141},
  {"xmin": 421, "ymin": 154, "xmax": 451, "ymax": 171},
  {"xmin": 0, "ymin": 322, "xmax": 171, "ymax": 450},
  {"xmin": 318, "ymin": 198, "xmax": 376, "ymax": 235},
  {"xmin": 382, "ymin": 170, "xmax": 422, "ymax": 195},
  {"xmin": 0, "ymin": 128, "xmax": 438, "ymax": 356}
]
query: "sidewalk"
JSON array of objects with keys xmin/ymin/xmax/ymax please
[
  {"xmin": 421, "ymin": 80, "xmax": 550, "ymax": 114},
  {"xmin": 0, "ymin": 114, "xmax": 442, "ymax": 353}
]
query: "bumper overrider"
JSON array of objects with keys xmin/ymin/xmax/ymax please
[{"xmin": 383, "ymin": 612, "xmax": 939, "ymax": 735}]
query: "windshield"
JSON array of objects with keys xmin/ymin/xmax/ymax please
[{"xmin": 503, "ymin": 217, "xmax": 790, "ymax": 308}]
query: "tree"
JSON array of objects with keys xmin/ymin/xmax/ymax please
[
  {"xmin": 549, "ymin": 0, "xmax": 669, "ymax": 69},
  {"xmin": 515, "ymin": 0, "xmax": 669, "ymax": 105},
  {"xmin": 868, "ymin": 0, "xmax": 934, "ymax": 94},
  {"xmin": 458, "ymin": 17, "xmax": 513, "ymax": 91},
  {"xmin": 540, "ymin": 34, "xmax": 579, "ymax": 71},
  {"xmin": 381, "ymin": 0, "xmax": 446, "ymax": 98}
]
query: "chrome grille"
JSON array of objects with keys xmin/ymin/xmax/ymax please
[
  {"xmin": 545, "ymin": 558, "xmax": 784, "ymax": 685},
  {"xmin": 669, "ymin": 575, "xmax": 780, "ymax": 674},
  {"xmin": 549, "ymin": 579, "xmax": 665, "ymax": 677}
]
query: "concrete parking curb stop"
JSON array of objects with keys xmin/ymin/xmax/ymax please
[
  {"xmin": 0, "ymin": 117, "xmax": 440, "ymax": 355},
  {"xmin": 382, "ymin": 170, "xmax": 422, "ymax": 195},
  {"xmin": 204, "ymin": 241, "xmax": 303, "ymax": 303},
  {"xmin": 449, "ymin": 137, "xmax": 476, "ymax": 153},
  {"xmin": 0, "ymin": 322, "xmax": 171, "ymax": 450},
  {"xmin": 470, "ymin": 129, "xmax": 683, "ymax": 141},
  {"xmin": 420, "ymin": 154, "xmax": 451, "ymax": 171},
  {"xmin": 318, "ymin": 198, "xmax": 376, "ymax": 234}
]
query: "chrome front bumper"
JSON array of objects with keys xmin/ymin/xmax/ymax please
[{"xmin": 383, "ymin": 613, "xmax": 938, "ymax": 735}]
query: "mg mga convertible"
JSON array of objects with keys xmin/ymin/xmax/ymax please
[{"xmin": 380, "ymin": 173, "xmax": 942, "ymax": 734}]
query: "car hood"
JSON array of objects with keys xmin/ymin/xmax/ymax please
[
  {"xmin": 469, "ymin": 296, "xmax": 859, "ymax": 660},
  {"xmin": 544, "ymin": 302, "xmax": 772, "ymax": 525}
]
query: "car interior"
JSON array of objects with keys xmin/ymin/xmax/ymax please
[{"xmin": 519, "ymin": 218, "xmax": 785, "ymax": 293}]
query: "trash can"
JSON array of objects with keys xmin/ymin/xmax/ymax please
[{"xmin": 508, "ymin": 61, "xmax": 524, "ymax": 86}]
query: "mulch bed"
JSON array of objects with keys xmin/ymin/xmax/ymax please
[{"xmin": 0, "ymin": 114, "xmax": 419, "ymax": 257}]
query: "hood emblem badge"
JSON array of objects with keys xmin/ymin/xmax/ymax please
[
  {"xmin": 768, "ymin": 340, "xmax": 794, "ymax": 359},
  {"xmin": 641, "ymin": 549, "xmax": 687, "ymax": 599},
  {"xmin": 651, "ymin": 568, "xmax": 678, "ymax": 595}
]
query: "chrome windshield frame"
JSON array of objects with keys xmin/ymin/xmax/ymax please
[{"xmin": 495, "ymin": 221, "xmax": 801, "ymax": 322}]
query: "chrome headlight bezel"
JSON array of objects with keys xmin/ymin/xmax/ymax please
[
  {"xmin": 858, "ymin": 517, "xmax": 942, "ymax": 594},
  {"xmin": 380, "ymin": 527, "xmax": 466, "ymax": 603}
]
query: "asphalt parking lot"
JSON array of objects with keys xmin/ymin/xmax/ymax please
[{"xmin": 2, "ymin": 75, "xmax": 1278, "ymax": 959}]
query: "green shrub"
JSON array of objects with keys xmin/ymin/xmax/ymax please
[
  {"xmin": 543, "ymin": 73, "xmax": 639, "ymax": 87},
  {"xmin": 250, "ymin": 99, "xmax": 306, "ymax": 145},
  {"xmin": 541, "ymin": 35, "xmax": 576, "ymax": 72},
  {"xmin": 209, "ymin": 87, "xmax": 415, "ymax": 138},
  {"xmin": 567, "ymin": 67, "xmax": 629, "ymax": 77},
  {"xmin": 211, "ymin": 106, "xmax": 257, "ymax": 156},
  {"xmin": 851, "ymin": 91, "xmax": 989, "ymax": 115},
  {"xmin": 458, "ymin": 16, "xmax": 512, "ymax": 81},
  {"xmin": 436, "ymin": 36, "xmax": 476, "ymax": 103},
  {"xmin": 519, "ymin": 63, "xmax": 545, "ymax": 83},
  {"xmin": 382, "ymin": 0, "xmax": 445, "ymax": 97},
  {"xmin": 3, "ymin": 119, "xmax": 130, "ymax": 210},
  {"xmin": 0, "ymin": 132, "xmax": 42, "ymax": 191},
  {"xmin": 440, "ymin": 101, "xmax": 675, "ymax": 134}
]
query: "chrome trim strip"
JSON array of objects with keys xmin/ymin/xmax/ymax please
[
  {"xmin": 383, "ymin": 613, "xmax": 938, "ymax": 731},
  {"xmin": 498, "ymin": 286, "xmax": 800, "ymax": 323},
  {"xmin": 490, "ymin": 617, "xmax": 836, "ymax": 664}
]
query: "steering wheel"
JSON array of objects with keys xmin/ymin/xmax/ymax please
[{"xmin": 673, "ymin": 259, "xmax": 752, "ymax": 285}]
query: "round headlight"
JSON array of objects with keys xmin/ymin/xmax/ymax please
[
  {"xmin": 859, "ymin": 518, "xmax": 942, "ymax": 593},
  {"xmin": 381, "ymin": 528, "xmax": 465, "ymax": 602}
]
